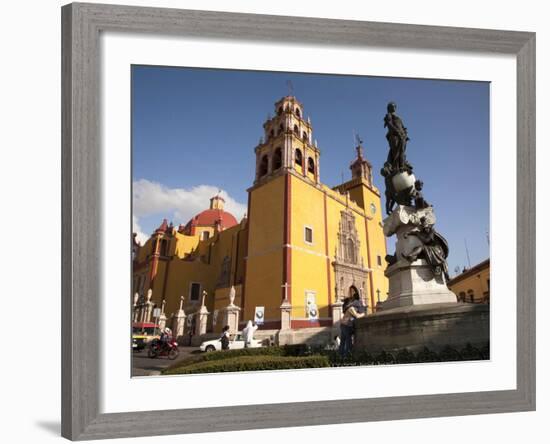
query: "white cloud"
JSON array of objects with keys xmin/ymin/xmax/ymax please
[
  {"xmin": 132, "ymin": 215, "xmax": 148, "ymax": 246},
  {"xmin": 132, "ymin": 179, "xmax": 247, "ymax": 240}
]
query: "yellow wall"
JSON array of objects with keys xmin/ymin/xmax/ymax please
[
  {"xmin": 361, "ymin": 184, "xmax": 389, "ymax": 309},
  {"xmin": 290, "ymin": 176, "xmax": 330, "ymax": 319},
  {"xmin": 448, "ymin": 261, "xmax": 490, "ymax": 303},
  {"xmin": 244, "ymin": 175, "xmax": 285, "ymax": 324}
]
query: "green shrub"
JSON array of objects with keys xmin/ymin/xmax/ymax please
[
  {"xmin": 439, "ymin": 346, "xmax": 462, "ymax": 361},
  {"xmin": 164, "ymin": 346, "xmax": 287, "ymax": 373},
  {"xmin": 416, "ymin": 347, "xmax": 440, "ymax": 362},
  {"xmin": 350, "ymin": 351, "xmax": 375, "ymax": 365},
  {"xmin": 374, "ymin": 351, "xmax": 395, "ymax": 365},
  {"xmin": 163, "ymin": 354, "xmax": 331, "ymax": 375},
  {"xmin": 395, "ymin": 348, "xmax": 416, "ymax": 364},
  {"xmin": 460, "ymin": 343, "xmax": 484, "ymax": 361}
]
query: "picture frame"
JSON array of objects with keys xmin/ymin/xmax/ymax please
[{"xmin": 61, "ymin": 2, "xmax": 535, "ymax": 440}]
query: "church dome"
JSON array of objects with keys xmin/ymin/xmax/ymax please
[
  {"xmin": 185, "ymin": 208, "xmax": 238, "ymax": 230},
  {"xmin": 183, "ymin": 194, "xmax": 238, "ymax": 234}
]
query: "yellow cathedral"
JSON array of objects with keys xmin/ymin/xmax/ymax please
[{"xmin": 132, "ymin": 95, "xmax": 388, "ymax": 340}]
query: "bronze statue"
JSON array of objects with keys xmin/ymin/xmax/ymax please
[
  {"xmin": 412, "ymin": 180, "xmax": 430, "ymax": 210},
  {"xmin": 402, "ymin": 217, "xmax": 450, "ymax": 281},
  {"xmin": 384, "ymin": 102, "xmax": 410, "ymax": 173}
]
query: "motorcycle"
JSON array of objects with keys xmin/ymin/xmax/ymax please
[{"xmin": 147, "ymin": 337, "xmax": 179, "ymax": 360}]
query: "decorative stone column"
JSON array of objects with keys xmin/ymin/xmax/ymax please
[
  {"xmin": 143, "ymin": 289, "xmax": 153, "ymax": 322},
  {"xmin": 132, "ymin": 293, "xmax": 139, "ymax": 322},
  {"xmin": 158, "ymin": 299, "xmax": 167, "ymax": 331},
  {"xmin": 280, "ymin": 299, "xmax": 292, "ymax": 330},
  {"xmin": 222, "ymin": 286, "xmax": 241, "ymax": 334},
  {"xmin": 197, "ymin": 291, "xmax": 210, "ymax": 336},
  {"xmin": 172, "ymin": 296, "xmax": 187, "ymax": 341},
  {"xmin": 331, "ymin": 300, "xmax": 344, "ymax": 325}
]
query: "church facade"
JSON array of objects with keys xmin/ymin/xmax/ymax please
[{"xmin": 132, "ymin": 96, "xmax": 388, "ymax": 336}]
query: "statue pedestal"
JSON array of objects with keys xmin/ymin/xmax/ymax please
[
  {"xmin": 331, "ymin": 300, "xmax": 343, "ymax": 325},
  {"xmin": 222, "ymin": 304, "xmax": 241, "ymax": 334},
  {"xmin": 280, "ymin": 299, "xmax": 292, "ymax": 330},
  {"xmin": 172, "ymin": 310, "xmax": 186, "ymax": 341},
  {"xmin": 382, "ymin": 259, "xmax": 456, "ymax": 310},
  {"xmin": 197, "ymin": 306, "xmax": 209, "ymax": 336},
  {"xmin": 381, "ymin": 205, "xmax": 456, "ymax": 311}
]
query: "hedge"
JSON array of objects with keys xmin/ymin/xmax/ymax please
[
  {"xmin": 163, "ymin": 342, "xmax": 490, "ymax": 375},
  {"xmin": 163, "ymin": 354, "xmax": 331, "ymax": 375},
  {"xmin": 164, "ymin": 344, "xmax": 321, "ymax": 373}
]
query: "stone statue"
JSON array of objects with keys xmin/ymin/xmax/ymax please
[
  {"xmin": 378, "ymin": 104, "xmax": 456, "ymax": 309},
  {"xmin": 229, "ymin": 285, "xmax": 236, "ymax": 306},
  {"xmin": 146, "ymin": 288, "xmax": 152, "ymax": 303},
  {"xmin": 412, "ymin": 180, "xmax": 430, "ymax": 210},
  {"xmin": 380, "ymin": 103, "xmax": 418, "ymax": 214},
  {"xmin": 384, "ymin": 102, "xmax": 410, "ymax": 173},
  {"xmin": 402, "ymin": 217, "xmax": 450, "ymax": 281},
  {"xmin": 381, "ymin": 163, "xmax": 397, "ymax": 215}
]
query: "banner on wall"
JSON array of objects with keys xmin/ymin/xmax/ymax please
[
  {"xmin": 305, "ymin": 292, "xmax": 318, "ymax": 321},
  {"xmin": 254, "ymin": 306, "xmax": 265, "ymax": 325}
]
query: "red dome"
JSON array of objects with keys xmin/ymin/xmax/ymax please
[{"xmin": 184, "ymin": 208, "xmax": 238, "ymax": 233}]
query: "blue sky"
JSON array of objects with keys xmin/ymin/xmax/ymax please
[{"xmin": 132, "ymin": 66, "xmax": 489, "ymax": 276}]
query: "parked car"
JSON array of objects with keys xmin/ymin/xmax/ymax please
[
  {"xmin": 132, "ymin": 322, "xmax": 160, "ymax": 351},
  {"xmin": 199, "ymin": 332, "xmax": 262, "ymax": 352}
]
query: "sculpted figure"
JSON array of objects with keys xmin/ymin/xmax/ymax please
[
  {"xmin": 384, "ymin": 102, "xmax": 410, "ymax": 172},
  {"xmin": 402, "ymin": 217, "xmax": 450, "ymax": 281},
  {"xmin": 412, "ymin": 180, "xmax": 430, "ymax": 210},
  {"xmin": 381, "ymin": 162, "xmax": 397, "ymax": 215}
]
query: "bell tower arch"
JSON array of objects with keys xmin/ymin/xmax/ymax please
[{"xmin": 254, "ymin": 96, "xmax": 321, "ymax": 185}]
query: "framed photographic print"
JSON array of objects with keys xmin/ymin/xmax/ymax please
[{"xmin": 61, "ymin": 2, "xmax": 535, "ymax": 440}]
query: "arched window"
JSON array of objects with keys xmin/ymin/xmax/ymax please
[
  {"xmin": 294, "ymin": 148, "xmax": 303, "ymax": 166},
  {"xmin": 273, "ymin": 148, "xmax": 282, "ymax": 170},
  {"xmin": 259, "ymin": 155, "xmax": 269, "ymax": 177},
  {"xmin": 269, "ymin": 129, "xmax": 274, "ymax": 139},
  {"xmin": 302, "ymin": 131, "xmax": 308, "ymax": 141},
  {"xmin": 278, "ymin": 106, "xmax": 283, "ymax": 115},
  {"xmin": 278, "ymin": 124, "xmax": 284, "ymax": 135},
  {"xmin": 293, "ymin": 124, "xmax": 299, "ymax": 136},
  {"xmin": 307, "ymin": 157, "xmax": 315, "ymax": 174},
  {"xmin": 458, "ymin": 291, "xmax": 466, "ymax": 302},
  {"xmin": 295, "ymin": 107, "xmax": 301, "ymax": 117}
]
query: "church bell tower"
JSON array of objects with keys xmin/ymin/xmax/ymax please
[{"xmin": 254, "ymin": 96, "xmax": 321, "ymax": 185}]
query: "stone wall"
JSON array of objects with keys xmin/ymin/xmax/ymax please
[
  {"xmin": 354, "ymin": 302, "xmax": 489, "ymax": 354},
  {"xmin": 277, "ymin": 327, "xmax": 333, "ymax": 346}
]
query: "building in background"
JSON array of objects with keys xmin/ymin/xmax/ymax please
[
  {"xmin": 132, "ymin": 96, "xmax": 388, "ymax": 341},
  {"xmin": 447, "ymin": 259, "xmax": 490, "ymax": 304}
]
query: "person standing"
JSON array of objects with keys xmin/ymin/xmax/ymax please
[
  {"xmin": 242, "ymin": 320, "xmax": 258, "ymax": 348},
  {"xmin": 220, "ymin": 325, "xmax": 230, "ymax": 350},
  {"xmin": 339, "ymin": 294, "xmax": 365, "ymax": 358}
]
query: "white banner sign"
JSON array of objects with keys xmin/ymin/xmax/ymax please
[{"xmin": 254, "ymin": 306, "xmax": 265, "ymax": 325}]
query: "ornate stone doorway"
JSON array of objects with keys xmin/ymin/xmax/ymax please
[{"xmin": 332, "ymin": 210, "xmax": 370, "ymax": 305}]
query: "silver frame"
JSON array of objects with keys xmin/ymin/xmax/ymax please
[{"xmin": 62, "ymin": 2, "xmax": 536, "ymax": 440}]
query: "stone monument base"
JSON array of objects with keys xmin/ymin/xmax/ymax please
[
  {"xmin": 381, "ymin": 258, "xmax": 457, "ymax": 310},
  {"xmin": 354, "ymin": 302, "xmax": 489, "ymax": 354}
]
